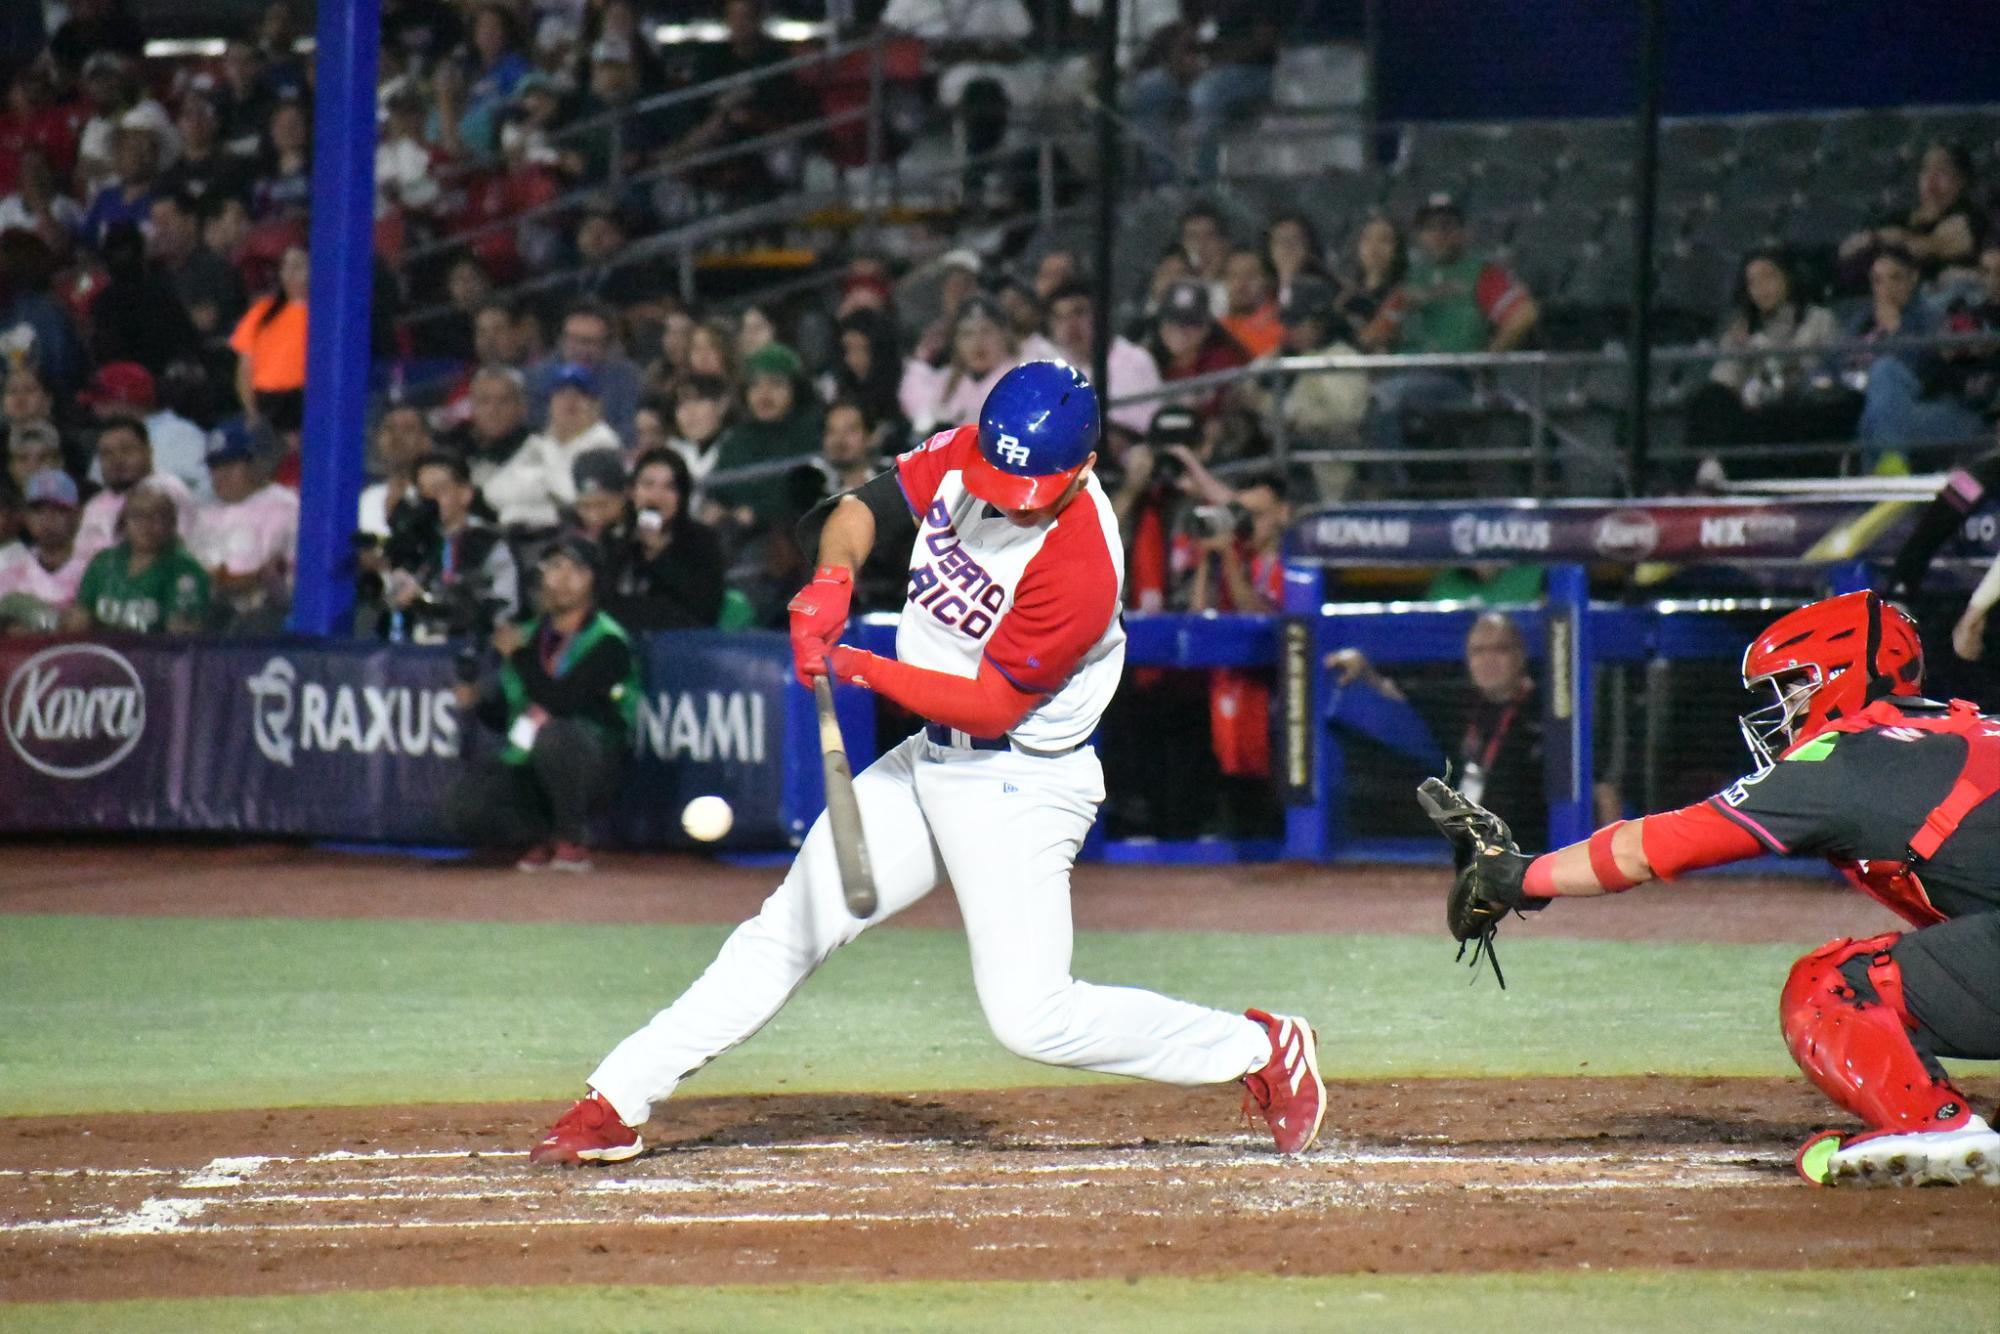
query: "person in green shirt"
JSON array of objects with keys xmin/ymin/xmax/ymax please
[
  {"xmin": 1368, "ymin": 194, "xmax": 1542, "ymax": 468},
  {"xmin": 703, "ymin": 342, "xmax": 823, "ymax": 530},
  {"xmin": 63, "ymin": 482, "xmax": 209, "ymax": 634}
]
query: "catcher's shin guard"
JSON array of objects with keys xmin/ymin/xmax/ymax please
[{"xmin": 1779, "ymin": 933, "xmax": 1976, "ymax": 1133}]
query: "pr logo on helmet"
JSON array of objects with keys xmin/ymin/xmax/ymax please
[{"xmin": 994, "ymin": 432, "xmax": 1031, "ymax": 468}]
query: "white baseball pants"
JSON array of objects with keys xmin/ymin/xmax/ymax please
[{"xmin": 589, "ymin": 732, "xmax": 1272, "ymax": 1124}]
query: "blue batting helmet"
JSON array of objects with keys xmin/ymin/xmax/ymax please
[{"xmin": 966, "ymin": 360, "xmax": 1101, "ymax": 509}]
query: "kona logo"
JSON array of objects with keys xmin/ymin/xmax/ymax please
[
  {"xmin": 1449, "ymin": 513, "xmax": 1551, "ymax": 557},
  {"xmin": 4, "ymin": 644, "xmax": 147, "ymax": 779},
  {"xmin": 993, "ymin": 432, "xmax": 1031, "ymax": 468},
  {"xmin": 1593, "ymin": 510, "xmax": 1660, "ymax": 560}
]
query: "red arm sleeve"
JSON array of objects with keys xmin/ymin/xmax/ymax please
[
  {"xmin": 830, "ymin": 647, "xmax": 1036, "ymax": 736},
  {"xmin": 1474, "ymin": 263, "xmax": 1531, "ymax": 327},
  {"xmin": 1639, "ymin": 801, "xmax": 1768, "ymax": 880}
]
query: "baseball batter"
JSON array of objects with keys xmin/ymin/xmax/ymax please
[
  {"xmin": 1426, "ymin": 591, "xmax": 2000, "ymax": 1187},
  {"xmin": 531, "ymin": 360, "xmax": 1325, "ymax": 1164}
]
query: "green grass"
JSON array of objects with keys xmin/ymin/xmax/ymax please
[
  {"xmin": 0, "ymin": 915, "xmax": 1994, "ymax": 1116},
  {"xmin": 5, "ymin": 1268, "xmax": 1993, "ymax": 1332}
]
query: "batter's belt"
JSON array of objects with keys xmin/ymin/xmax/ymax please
[{"xmin": 923, "ymin": 722, "xmax": 1086, "ymax": 758}]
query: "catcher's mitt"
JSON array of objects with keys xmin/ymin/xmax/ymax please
[{"xmin": 1415, "ymin": 777, "xmax": 1547, "ymax": 987}]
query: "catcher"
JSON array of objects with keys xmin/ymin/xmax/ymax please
[{"xmin": 1421, "ymin": 590, "xmax": 1999, "ymax": 1188}]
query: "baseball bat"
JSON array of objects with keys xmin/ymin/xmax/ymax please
[{"xmin": 813, "ymin": 668, "xmax": 878, "ymax": 918}]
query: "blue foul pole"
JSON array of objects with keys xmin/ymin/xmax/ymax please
[{"xmin": 289, "ymin": 0, "xmax": 381, "ymax": 634}]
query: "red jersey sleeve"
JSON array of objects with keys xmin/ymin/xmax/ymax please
[
  {"xmin": 1474, "ymin": 262, "xmax": 1531, "ymax": 327},
  {"xmin": 894, "ymin": 424, "xmax": 973, "ymax": 516},
  {"xmin": 983, "ymin": 501, "xmax": 1119, "ymax": 694},
  {"xmin": 1640, "ymin": 801, "xmax": 1767, "ymax": 880}
]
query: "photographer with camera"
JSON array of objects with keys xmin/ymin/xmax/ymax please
[
  {"xmin": 1111, "ymin": 405, "xmax": 1236, "ymax": 613},
  {"xmin": 444, "ymin": 536, "xmax": 640, "ymax": 873},
  {"xmin": 1176, "ymin": 471, "xmax": 1291, "ymax": 835},
  {"xmin": 359, "ymin": 451, "xmax": 519, "ymax": 642},
  {"xmin": 599, "ymin": 446, "xmax": 726, "ymax": 631}
]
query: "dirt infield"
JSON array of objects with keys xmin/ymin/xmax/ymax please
[
  {"xmin": 5, "ymin": 1077, "xmax": 1997, "ymax": 1302},
  {"xmin": 0, "ymin": 839, "xmax": 1902, "ymax": 944}
]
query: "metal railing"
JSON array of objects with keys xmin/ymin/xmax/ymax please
[{"xmin": 1102, "ymin": 330, "xmax": 1999, "ymax": 498}]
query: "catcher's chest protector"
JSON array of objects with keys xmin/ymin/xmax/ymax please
[{"xmin": 1826, "ymin": 699, "xmax": 2000, "ymax": 928}]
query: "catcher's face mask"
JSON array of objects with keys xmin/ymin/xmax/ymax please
[{"xmin": 1739, "ymin": 665, "xmax": 1824, "ymax": 771}]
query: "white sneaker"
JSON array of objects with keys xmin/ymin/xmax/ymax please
[{"xmin": 1809, "ymin": 1114, "xmax": 2000, "ymax": 1187}]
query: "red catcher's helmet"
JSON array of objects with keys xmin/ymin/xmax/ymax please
[{"xmin": 1739, "ymin": 590, "xmax": 1923, "ymax": 768}]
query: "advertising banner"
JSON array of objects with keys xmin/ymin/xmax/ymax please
[{"xmin": 0, "ymin": 632, "xmax": 806, "ymax": 848}]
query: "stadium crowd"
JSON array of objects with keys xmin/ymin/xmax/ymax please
[{"xmin": 0, "ymin": 3, "xmax": 1995, "ymax": 842}]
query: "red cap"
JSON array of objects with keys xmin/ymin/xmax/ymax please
[{"xmin": 78, "ymin": 361, "xmax": 156, "ymax": 412}]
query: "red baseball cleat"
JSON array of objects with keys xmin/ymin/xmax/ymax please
[
  {"xmin": 529, "ymin": 1090, "xmax": 643, "ymax": 1165},
  {"xmin": 516, "ymin": 844, "xmax": 553, "ymax": 872},
  {"xmin": 1242, "ymin": 1008, "xmax": 1326, "ymax": 1155},
  {"xmin": 549, "ymin": 841, "xmax": 594, "ymax": 873}
]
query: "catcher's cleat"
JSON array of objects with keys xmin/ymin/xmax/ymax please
[
  {"xmin": 548, "ymin": 840, "xmax": 594, "ymax": 873},
  {"xmin": 1797, "ymin": 1115, "xmax": 2000, "ymax": 1187},
  {"xmin": 516, "ymin": 843, "xmax": 554, "ymax": 872},
  {"xmin": 1242, "ymin": 1009, "xmax": 1326, "ymax": 1156},
  {"xmin": 529, "ymin": 1090, "xmax": 643, "ymax": 1165}
]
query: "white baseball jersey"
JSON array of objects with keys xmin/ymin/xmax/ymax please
[{"xmin": 891, "ymin": 425, "xmax": 1126, "ymax": 751}]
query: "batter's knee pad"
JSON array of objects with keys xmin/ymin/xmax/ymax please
[{"xmin": 1779, "ymin": 933, "xmax": 1974, "ymax": 1133}]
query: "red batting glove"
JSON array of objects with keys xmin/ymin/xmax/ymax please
[{"xmin": 787, "ymin": 565, "xmax": 853, "ymax": 687}]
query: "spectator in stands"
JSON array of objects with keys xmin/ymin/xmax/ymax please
[
  {"xmin": 572, "ymin": 31, "xmax": 673, "ymax": 179},
  {"xmin": 0, "ymin": 231, "xmax": 84, "ymax": 398},
  {"xmin": 229, "ymin": 243, "xmax": 309, "ymax": 436},
  {"xmin": 581, "ymin": 0, "xmax": 668, "ymax": 94},
  {"xmin": 631, "ymin": 400, "xmax": 671, "ymax": 458},
  {"xmin": 75, "ymin": 53, "xmax": 174, "ymax": 199},
  {"xmin": 1841, "ymin": 142, "xmax": 1985, "ymax": 290},
  {"xmin": 1, "ymin": 366, "xmax": 58, "ymax": 470},
  {"xmin": 359, "ymin": 403, "xmax": 431, "ymax": 537},
  {"xmin": 707, "ymin": 342, "xmax": 823, "ymax": 527},
  {"xmin": 663, "ymin": 0, "xmax": 801, "ymax": 200},
  {"xmin": 997, "ymin": 276, "xmax": 1054, "ymax": 359},
  {"xmin": 1129, "ymin": 1, "xmax": 1287, "ymax": 183},
  {"xmin": 736, "ymin": 306, "xmax": 776, "ymax": 362},
  {"xmin": 214, "ymin": 39, "xmax": 277, "ymax": 157},
  {"xmin": 498, "ymin": 72, "xmax": 582, "ymax": 182},
  {"xmin": 1176, "ymin": 202, "xmax": 1233, "ymax": 310},
  {"xmin": 79, "ymin": 361, "xmax": 210, "ymax": 502},
  {"xmin": 1032, "ymin": 247, "xmax": 1080, "ymax": 304},
  {"xmin": 1684, "ymin": 248, "xmax": 1842, "ymax": 470},
  {"xmin": 64, "ymin": 480, "xmax": 209, "ymax": 635},
  {"xmin": 1146, "ymin": 279, "xmax": 1250, "ymax": 420},
  {"xmin": 470, "ymin": 299, "xmax": 533, "ymax": 376},
  {"xmin": 382, "ymin": 0, "xmax": 466, "ymax": 79},
  {"xmin": 0, "ymin": 67, "xmax": 79, "ymax": 196},
  {"xmin": 88, "ymin": 224, "xmax": 200, "ymax": 379},
  {"xmin": 186, "ymin": 422, "xmax": 297, "ymax": 632},
  {"xmin": 1239, "ymin": 275, "xmax": 1367, "ymax": 499},
  {"xmin": 0, "ymin": 469, "xmax": 88, "ymax": 633},
  {"xmin": 567, "ymin": 198, "xmax": 628, "ymax": 304},
  {"xmin": 1264, "ymin": 211, "xmax": 1329, "ymax": 313},
  {"xmin": 459, "ymin": 3, "xmax": 533, "ymax": 156},
  {"xmin": 640, "ymin": 302, "xmax": 696, "ymax": 401},
  {"xmin": 1368, "ymin": 195, "xmax": 1537, "ymax": 459},
  {"xmin": 881, "ymin": 0, "xmax": 1033, "ymax": 205},
  {"xmin": 155, "ymin": 94, "xmax": 240, "ymax": 209},
  {"xmin": 1937, "ymin": 243, "xmax": 2000, "ymax": 422},
  {"xmin": 0, "ymin": 148, "xmax": 82, "ymax": 247},
  {"xmin": 818, "ymin": 307, "xmax": 905, "ymax": 440},
  {"xmin": 45, "ymin": 0, "xmax": 145, "ymax": 85},
  {"xmin": 79, "ymin": 118, "xmax": 161, "ymax": 250},
  {"xmin": 375, "ymin": 85, "xmax": 442, "ymax": 221},
  {"xmin": 5, "ymin": 421, "xmax": 63, "ymax": 499},
  {"xmin": 247, "ymin": 98, "xmax": 312, "ymax": 223},
  {"xmin": 900, "ymin": 295, "xmax": 1025, "ymax": 438},
  {"xmin": 76, "ymin": 418, "xmax": 195, "ymax": 559},
  {"xmin": 668, "ymin": 373, "xmax": 734, "ymax": 492},
  {"xmin": 685, "ymin": 317, "xmax": 741, "ymax": 397},
  {"xmin": 1834, "ymin": 247, "xmax": 1984, "ymax": 468},
  {"xmin": 1044, "ymin": 279, "xmax": 1163, "ymax": 444},
  {"xmin": 601, "ymin": 446, "xmax": 725, "ymax": 631},
  {"xmin": 907, "ymin": 247, "xmax": 983, "ymax": 364},
  {"xmin": 441, "ymin": 366, "xmax": 530, "ymax": 491},
  {"xmin": 1219, "ymin": 248, "xmax": 1283, "ymax": 358},
  {"xmin": 568, "ymin": 449, "xmax": 627, "ymax": 542},
  {"xmin": 149, "ymin": 190, "xmax": 245, "ymax": 342},
  {"xmin": 380, "ymin": 451, "xmax": 519, "ymax": 639},
  {"xmin": 445, "ymin": 535, "xmax": 635, "ymax": 873},
  {"xmin": 528, "ymin": 303, "xmax": 640, "ymax": 442},
  {"xmin": 1335, "ymin": 213, "xmax": 1406, "ymax": 352},
  {"xmin": 254, "ymin": 1, "xmax": 310, "ymax": 99},
  {"xmin": 201, "ymin": 193, "xmax": 252, "ymax": 275},
  {"xmin": 487, "ymin": 364, "xmax": 623, "ymax": 530}
]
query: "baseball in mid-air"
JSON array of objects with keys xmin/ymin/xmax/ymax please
[{"xmin": 681, "ymin": 795, "xmax": 734, "ymax": 843}]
